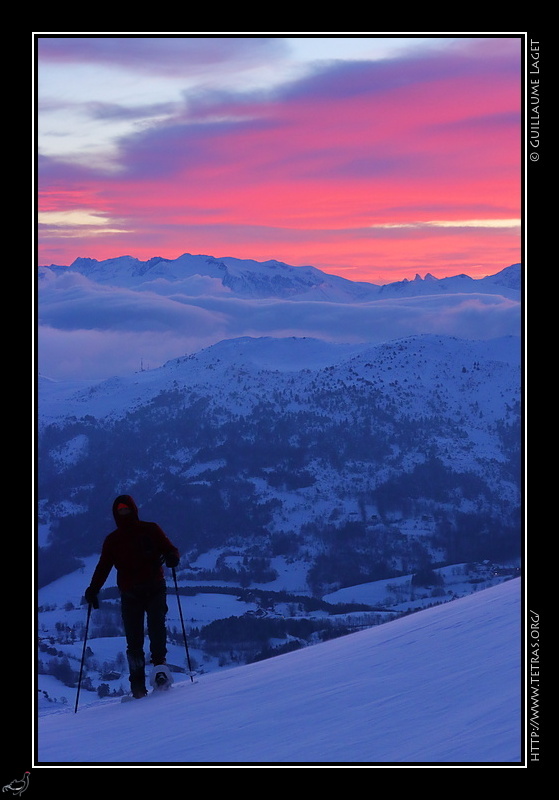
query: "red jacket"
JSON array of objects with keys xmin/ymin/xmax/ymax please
[{"xmin": 90, "ymin": 495, "xmax": 180, "ymax": 593}]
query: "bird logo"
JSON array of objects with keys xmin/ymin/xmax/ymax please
[{"xmin": 2, "ymin": 773, "xmax": 30, "ymax": 796}]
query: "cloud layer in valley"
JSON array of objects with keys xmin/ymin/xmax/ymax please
[{"xmin": 38, "ymin": 266, "xmax": 520, "ymax": 381}]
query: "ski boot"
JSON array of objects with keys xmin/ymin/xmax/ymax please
[{"xmin": 150, "ymin": 664, "xmax": 173, "ymax": 691}]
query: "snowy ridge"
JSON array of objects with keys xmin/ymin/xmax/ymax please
[
  {"xmin": 39, "ymin": 254, "xmax": 521, "ymax": 302},
  {"xmin": 37, "ymin": 578, "xmax": 522, "ymax": 765},
  {"xmin": 37, "ymin": 331, "xmax": 521, "ymax": 591},
  {"xmin": 37, "ymin": 256, "xmax": 521, "ymax": 382},
  {"xmin": 38, "ymin": 333, "xmax": 520, "ymax": 425}
]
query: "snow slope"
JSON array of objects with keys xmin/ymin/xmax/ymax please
[{"xmin": 36, "ymin": 578, "xmax": 522, "ymax": 765}]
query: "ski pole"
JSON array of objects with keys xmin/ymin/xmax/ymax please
[
  {"xmin": 172, "ymin": 567, "xmax": 194, "ymax": 682},
  {"xmin": 75, "ymin": 602, "xmax": 92, "ymax": 713}
]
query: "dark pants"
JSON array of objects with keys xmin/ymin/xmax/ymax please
[{"xmin": 120, "ymin": 581, "xmax": 168, "ymax": 689}]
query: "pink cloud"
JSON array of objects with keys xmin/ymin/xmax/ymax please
[{"xmin": 38, "ymin": 38, "xmax": 522, "ymax": 281}]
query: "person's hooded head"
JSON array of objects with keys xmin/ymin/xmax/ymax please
[{"xmin": 112, "ymin": 495, "xmax": 139, "ymax": 527}]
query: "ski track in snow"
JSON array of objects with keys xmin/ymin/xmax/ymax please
[{"xmin": 37, "ymin": 578, "xmax": 522, "ymax": 766}]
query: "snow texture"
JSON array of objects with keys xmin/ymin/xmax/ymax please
[{"xmin": 37, "ymin": 578, "xmax": 521, "ymax": 765}]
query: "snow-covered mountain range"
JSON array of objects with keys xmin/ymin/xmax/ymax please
[
  {"xmin": 40, "ymin": 252, "xmax": 521, "ymax": 302},
  {"xmin": 35, "ymin": 253, "xmax": 523, "ymax": 759},
  {"xmin": 38, "ymin": 331, "xmax": 521, "ymax": 570},
  {"xmin": 37, "ymin": 255, "xmax": 521, "ymax": 382},
  {"xmin": 37, "ymin": 256, "xmax": 522, "ymax": 587},
  {"xmin": 38, "ymin": 330, "xmax": 521, "ymax": 681}
]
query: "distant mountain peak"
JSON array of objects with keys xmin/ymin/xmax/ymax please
[{"xmin": 40, "ymin": 253, "xmax": 521, "ymax": 303}]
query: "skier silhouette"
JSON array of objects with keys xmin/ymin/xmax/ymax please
[{"xmin": 85, "ymin": 495, "xmax": 180, "ymax": 698}]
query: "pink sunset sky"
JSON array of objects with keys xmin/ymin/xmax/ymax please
[{"xmin": 36, "ymin": 35, "xmax": 523, "ymax": 284}]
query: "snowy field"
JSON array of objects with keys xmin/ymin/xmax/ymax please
[{"xmin": 36, "ymin": 578, "xmax": 523, "ymax": 766}]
